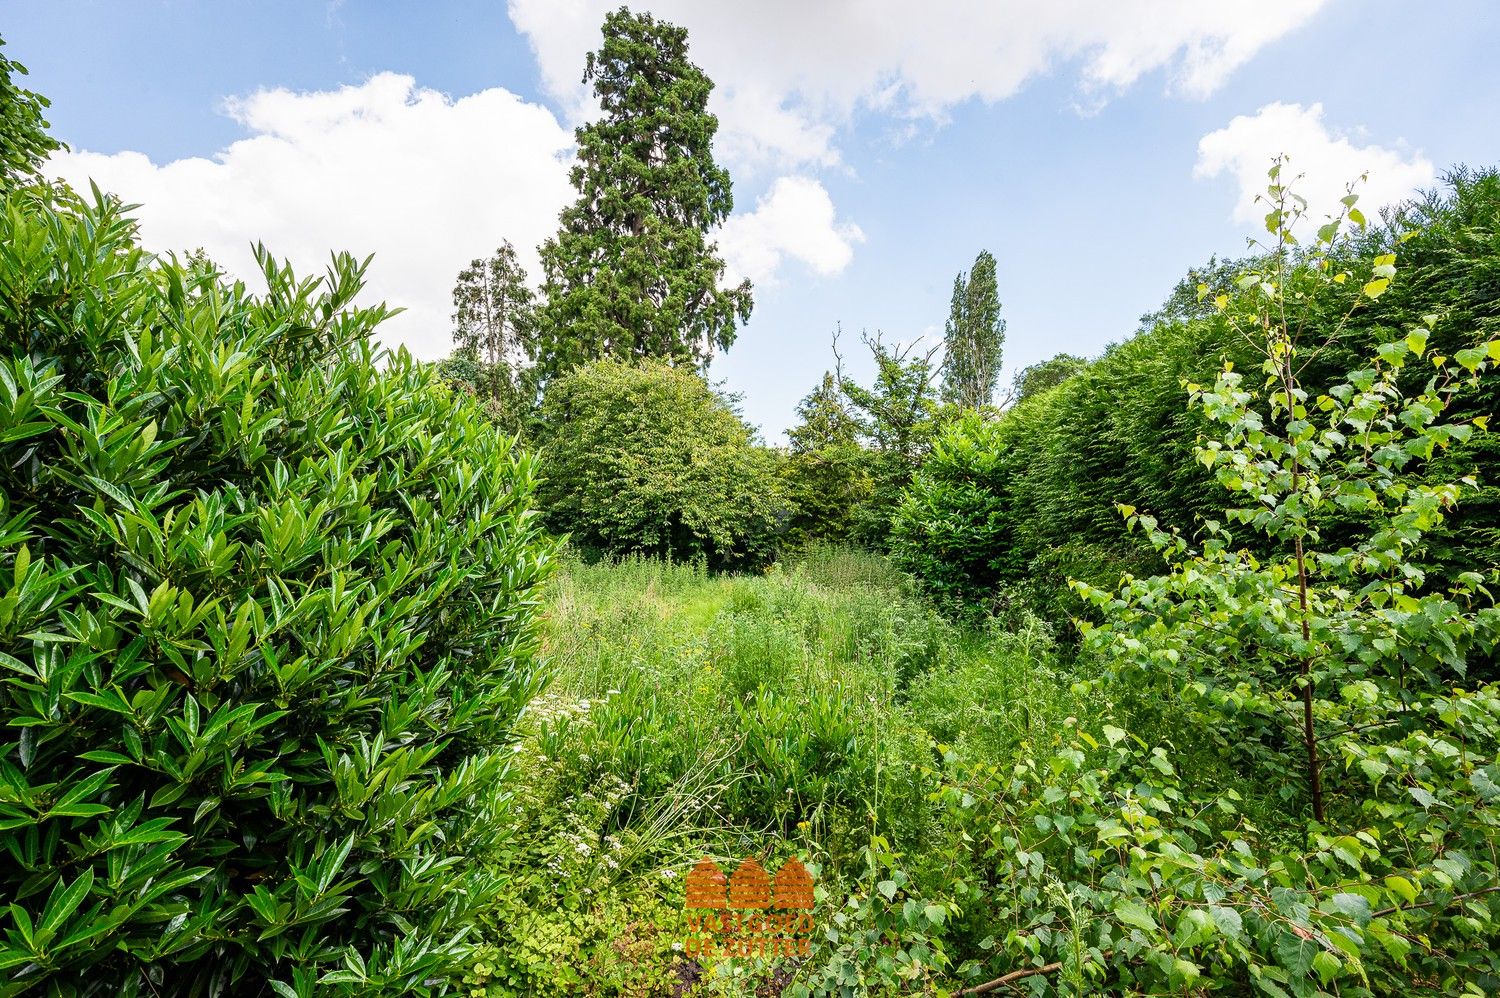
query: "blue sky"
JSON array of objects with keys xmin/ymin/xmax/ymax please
[{"xmin": 8, "ymin": 0, "xmax": 1499, "ymax": 439}]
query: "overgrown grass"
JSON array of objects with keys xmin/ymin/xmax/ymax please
[{"xmin": 475, "ymin": 545, "xmax": 1093, "ymax": 995}]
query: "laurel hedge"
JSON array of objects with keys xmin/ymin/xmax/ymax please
[{"xmin": 0, "ymin": 185, "xmax": 554, "ymax": 995}]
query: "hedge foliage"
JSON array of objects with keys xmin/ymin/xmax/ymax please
[
  {"xmin": 0, "ymin": 185, "xmax": 554, "ymax": 995},
  {"xmin": 898, "ymin": 168, "xmax": 1500, "ymax": 625}
]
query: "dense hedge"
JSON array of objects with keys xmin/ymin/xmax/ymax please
[
  {"xmin": 537, "ymin": 359, "xmax": 784, "ymax": 569},
  {"xmin": 912, "ymin": 168, "xmax": 1500, "ymax": 622},
  {"xmin": 0, "ymin": 186, "xmax": 554, "ymax": 994}
]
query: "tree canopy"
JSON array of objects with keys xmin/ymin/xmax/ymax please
[
  {"xmin": 536, "ymin": 7, "xmax": 752, "ymax": 382},
  {"xmin": 941, "ymin": 249, "xmax": 1005, "ymax": 409}
]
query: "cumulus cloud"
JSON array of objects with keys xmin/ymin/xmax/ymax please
[
  {"xmin": 508, "ymin": 0, "xmax": 1331, "ymax": 170},
  {"xmin": 1195, "ymin": 102, "xmax": 1436, "ymax": 229},
  {"xmin": 717, "ymin": 176, "xmax": 863, "ymax": 286},
  {"xmin": 47, "ymin": 73, "xmax": 575, "ymax": 358},
  {"xmin": 44, "ymin": 73, "xmax": 859, "ymax": 357}
]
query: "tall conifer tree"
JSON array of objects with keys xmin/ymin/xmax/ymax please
[{"xmin": 537, "ymin": 8, "xmax": 752, "ymax": 381}]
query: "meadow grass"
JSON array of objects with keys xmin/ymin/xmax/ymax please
[
  {"xmin": 482, "ymin": 547, "xmax": 1309, "ymax": 995},
  {"xmin": 514, "ymin": 546, "xmax": 1089, "ymax": 879}
]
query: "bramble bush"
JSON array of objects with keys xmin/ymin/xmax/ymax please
[{"xmin": 0, "ymin": 185, "xmax": 553, "ymax": 995}]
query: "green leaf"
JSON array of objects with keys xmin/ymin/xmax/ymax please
[
  {"xmin": 1384, "ymin": 876, "xmax": 1418, "ymax": 905},
  {"xmin": 1331, "ymin": 892, "xmax": 1372, "ymax": 926},
  {"xmin": 1455, "ymin": 347, "xmax": 1486, "ymax": 373},
  {"xmin": 1114, "ymin": 899, "xmax": 1159, "ymax": 934},
  {"xmin": 1208, "ymin": 905, "xmax": 1244, "ymax": 941},
  {"xmin": 40, "ymin": 869, "xmax": 94, "ymax": 936},
  {"xmin": 1312, "ymin": 950, "xmax": 1343, "ymax": 984}
]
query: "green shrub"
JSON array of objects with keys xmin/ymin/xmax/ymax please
[
  {"xmin": 778, "ymin": 443, "xmax": 873, "ymax": 549},
  {"xmin": 0, "ymin": 186, "xmax": 553, "ymax": 994},
  {"xmin": 890, "ymin": 412, "xmax": 1017, "ymax": 617},
  {"xmin": 922, "ymin": 168, "xmax": 1500, "ymax": 626},
  {"xmin": 538, "ymin": 359, "xmax": 785, "ymax": 570}
]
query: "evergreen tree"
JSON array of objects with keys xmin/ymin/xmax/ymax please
[
  {"xmin": 941, "ymin": 249, "xmax": 1005, "ymax": 408},
  {"xmin": 0, "ymin": 34, "xmax": 62, "ymax": 187},
  {"xmin": 782, "ymin": 371, "xmax": 871, "ymax": 546},
  {"xmin": 536, "ymin": 7, "xmax": 752, "ymax": 381}
]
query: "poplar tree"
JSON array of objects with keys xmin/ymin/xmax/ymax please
[
  {"xmin": 448, "ymin": 241, "xmax": 536, "ymax": 433},
  {"xmin": 941, "ymin": 249, "xmax": 1005, "ymax": 409},
  {"xmin": 536, "ymin": 7, "xmax": 752, "ymax": 381}
]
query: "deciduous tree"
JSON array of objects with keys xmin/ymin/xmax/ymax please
[
  {"xmin": 0, "ymin": 34, "xmax": 60, "ymax": 187},
  {"xmin": 941, "ymin": 250, "xmax": 1005, "ymax": 409}
]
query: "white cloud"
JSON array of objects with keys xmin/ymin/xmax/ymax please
[
  {"xmin": 44, "ymin": 73, "xmax": 856, "ymax": 358},
  {"xmin": 47, "ymin": 73, "xmax": 575, "ymax": 359},
  {"xmin": 1195, "ymin": 102, "xmax": 1436, "ymax": 229},
  {"xmin": 717, "ymin": 176, "xmax": 863, "ymax": 286},
  {"xmin": 508, "ymin": 0, "xmax": 1331, "ymax": 170}
]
